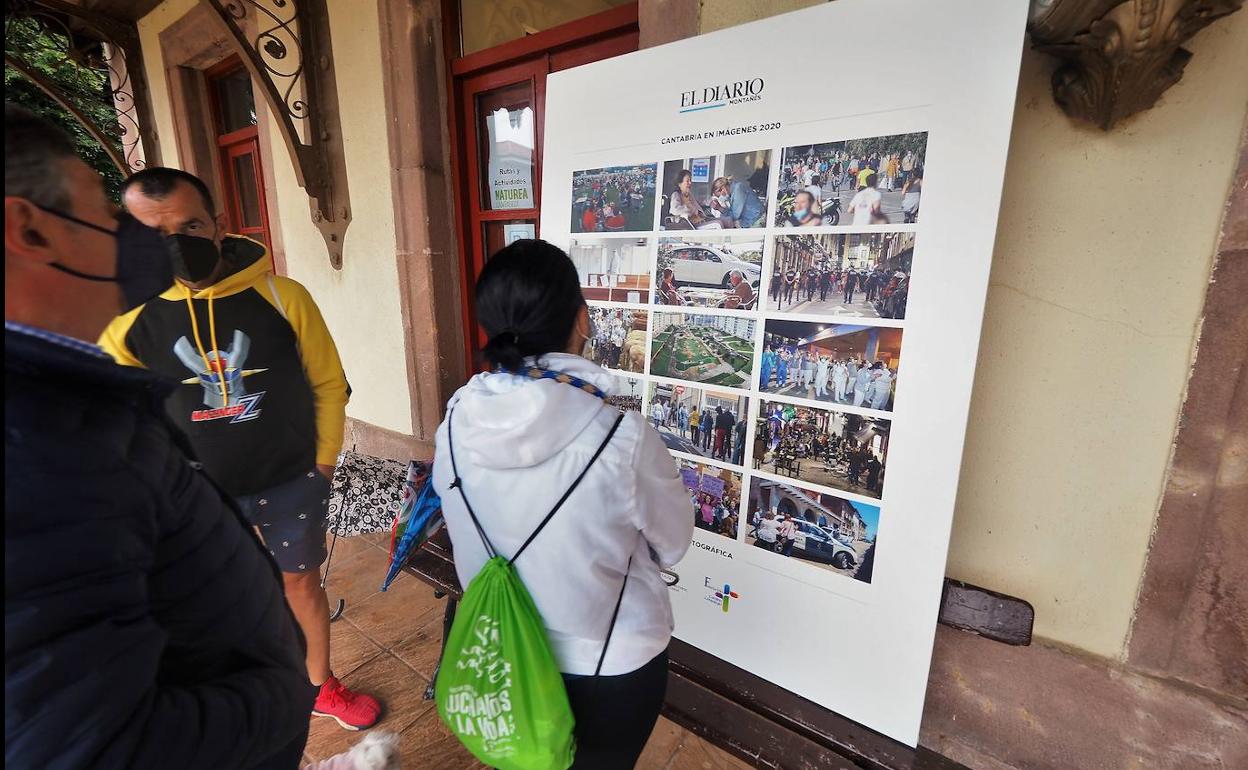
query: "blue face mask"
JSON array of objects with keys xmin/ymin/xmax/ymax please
[{"xmin": 793, "ymin": 208, "xmax": 809, "ymax": 220}]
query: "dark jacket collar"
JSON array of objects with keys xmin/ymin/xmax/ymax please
[{"xmin": 6, "ymin": 328, "xmax": 177, "ymax": 398}]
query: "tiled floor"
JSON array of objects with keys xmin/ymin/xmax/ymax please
[{"xmin": 304, "ymin": 533, "xmax": 754, "ymax": 770}]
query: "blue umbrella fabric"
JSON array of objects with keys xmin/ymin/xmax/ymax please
[{"xmin": 381, "ymin": 474, "xmax": 444, "ymax": 592}]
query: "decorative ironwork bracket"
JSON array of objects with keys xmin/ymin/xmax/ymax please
[
  {"xmin": 200, "ymin": 0, "xmax": 351, "ymax": 269},
  {"xmin": 4, "ymin": 0, "xmax": 161, "ymax": 173},
  {"xmin": 1029, "ymin": 0, "xmax": 1244, "ymax": 130}
]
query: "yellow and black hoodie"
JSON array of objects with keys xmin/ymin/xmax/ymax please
[{"xmin": 100, "ymin": 235, "xmax": 348, "ymax": 497}]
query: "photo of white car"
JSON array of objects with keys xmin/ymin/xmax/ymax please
[{"xmin": 666, "ymin": 243, "xmax": 762, "ymax": 288}]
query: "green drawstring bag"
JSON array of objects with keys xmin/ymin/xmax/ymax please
[{"xmin": 436, "ymin": 408, "xmax": 627, "ymax": 770}]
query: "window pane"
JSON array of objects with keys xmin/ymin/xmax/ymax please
[
  {"xmin": 232, "ymin": 152, "xmax": 262, "ymax": 229},
  {"xmin": 214, "ymin": 67, "xmax": 257, "ymax": 135},
  {"xmin": 483, "ymin": 219, "xmax": 536, "ymax": 261},
  {"xmin": 476, "ymin": 81, "xmax": 536, "ymax": 211}
]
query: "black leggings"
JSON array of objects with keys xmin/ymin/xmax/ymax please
[{"xmin": 563, "ymin": 649, "xmax": 669, "ymax": 770}]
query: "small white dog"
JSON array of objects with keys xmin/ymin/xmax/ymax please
[{"xmin": 302, "ymin": 732, "xmax": 400, "ymax": 770}]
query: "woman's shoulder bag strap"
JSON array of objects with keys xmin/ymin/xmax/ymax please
[{"xmin": 446, "ymin": 407, "xmax": 625, "ymax": 564}]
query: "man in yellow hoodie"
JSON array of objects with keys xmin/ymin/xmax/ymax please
[{"xmin": 100, "ymin": 168, "xmax": 381, "ymax": 732}]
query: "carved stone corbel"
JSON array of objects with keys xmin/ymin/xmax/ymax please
[{"xmin": 1029, "ymin": 0, "xmax": 1244, "ymax": 129}]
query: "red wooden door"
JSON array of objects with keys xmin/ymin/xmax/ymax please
[{"xmin": 449, "ymin": 4, "xmax": 640, "ymax": 373}]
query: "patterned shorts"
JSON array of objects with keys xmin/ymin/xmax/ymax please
[{"xmin": 235, "ymin": 468, "xmax": 331, "ymax": 574}]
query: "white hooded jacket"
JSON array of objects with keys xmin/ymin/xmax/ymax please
[{"xmin": 432, "ymin": 353, "xmax": 693, "ymax": 676}]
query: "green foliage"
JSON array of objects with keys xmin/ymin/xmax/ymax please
[{"xmin": 5, "ymin": 16, "xmax": 125, "ymax": 200}]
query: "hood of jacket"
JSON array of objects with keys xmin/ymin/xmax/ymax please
[{"xmin": 446, "ymin": 353, "xmax": 618, "ymax": 470}]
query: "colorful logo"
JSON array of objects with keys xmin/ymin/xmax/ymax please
[
  {"xmin": 704, "ymin": 577, "xmax": 740, "ymax": 613},
  {"xmin": 678, "ymin": 78, "xmax": 765, "ymax": 114},
  {"xmin": 174, "ymin": 329, "xmax": 268, "ymax": 410}
]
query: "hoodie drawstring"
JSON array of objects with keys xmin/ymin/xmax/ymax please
[{"xmin": 183, "ymin": 287, "xmax": 228, "ymax": 403}]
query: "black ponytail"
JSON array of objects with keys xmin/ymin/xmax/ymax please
[{"xmin": 476, "ymin": 238, "xmax": 585, "ymax": 372}]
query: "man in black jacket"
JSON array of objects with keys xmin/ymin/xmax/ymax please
[{"xmin": 4, "ymin": 106, "xmax": 314, "ymax": 768}]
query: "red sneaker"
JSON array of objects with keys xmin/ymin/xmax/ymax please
[{"xmin": 312, "ymin": 676, "xmax": 382, "ymax": 731}]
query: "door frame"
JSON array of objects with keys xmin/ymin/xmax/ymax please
[
  {"xmin": 445, "ymin": 2, "xmax": 640, "ymax": 376},
  {"xmin": 455, "ymin": 57, "xmax": 547, "ymax": 364}
]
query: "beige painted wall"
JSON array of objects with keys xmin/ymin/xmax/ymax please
[
  {"xmin": 137, "ymin": 0, "xmax": 413, "ymax": 435},
  {"xmin": 954, "ymin": 17, "xmax": 1248, "ymax": 658},
  {"xmin": 136, "ymin": 0, "xmax": 193, "ymax": 169},
  {"xmin": 698, "ymin": 1, "xmax": 1248, "ymax": 657},
  {"xmin": 460, "ymin": 0, "xmax": 632, "ymax": 54}
]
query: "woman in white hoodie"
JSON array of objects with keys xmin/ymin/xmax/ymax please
[{"xmin": 432, "ymin": 239, "xmax": 694, "ymax": 770}]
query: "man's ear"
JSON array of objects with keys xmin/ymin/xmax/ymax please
[{"xmin": 4, "ymin": 197, "xmax": 56, "ymax": 263}]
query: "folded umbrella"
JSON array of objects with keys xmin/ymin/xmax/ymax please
[{"xmin": 381, "ymin": 473, "xmax": 444, "ymax": 592}]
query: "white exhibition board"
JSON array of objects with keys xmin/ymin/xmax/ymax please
[{"xmin": 540, "ymin": 0, "xmax": 1027, "ymax": 745}]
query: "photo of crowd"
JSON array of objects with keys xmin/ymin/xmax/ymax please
[
  {"xmin": 775, "ymin": 132, "xmax": 927, "ymax": 227},
  {"xmin": 571, "ymin": 164, "xmax": 657, "ymax": 233},
  {"xmin": 569, "ymin": 237, "xmax": 652, "ymax": 303},
  {"xmin": 582, "ymin": 306, "xmax": 648, "ymax": 373},
  {"xmin": 649, "ymin": 312, "xmax": 755, "ymax": 388},
  {"xmin": 660, "ymin": 150, "xmax": 771, "ymax": 231},
  {"xmin": 647, "ymin": 382, "xmax": 749, "ymax": 467},
  {"xmin": 654, "ymin": 236, "xmax": 762, "ymax": 312},
  {"xmin": 754, "ymin": 400, "xmax": 890, "ymax": 499},
  {"xmin": 759, "ymin": 320, "xmax": 902, "ymax": 412},
  {"xmin": 677, "ymin": 458, "xmax": 742, "ymax": 542},
  {"xmin": 767, "ymin": 232, "xmax": 915, "ymax": 319},
  {"xmin": 746, "ymin": 478, "xmax": 879, "ymax": 583},
  {"xmin": 606, "ymin": 373, "xmax": 644, "ymax": 413}
]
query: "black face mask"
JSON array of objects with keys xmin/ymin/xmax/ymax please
[
  {"xmin": 165, "ymin": 232, "xmax": 222, "ymax": 283},
  {"xmin": 36, "ymin": 206, "xmax": 175, "ymax": 312}
]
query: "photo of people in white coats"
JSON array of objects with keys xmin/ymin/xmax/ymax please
[{"xmin": 758, "ymin": 320, "xmax": 902, "ymax": 413}]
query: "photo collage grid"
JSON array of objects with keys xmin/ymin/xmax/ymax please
[{"xmin": 567, "ymin": 133, "xmax": 926, "ymax": 586}]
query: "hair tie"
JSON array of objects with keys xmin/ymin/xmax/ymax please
[{"xmin": 497, "ymin": 329, "xmax": 521, "ymax": 346}]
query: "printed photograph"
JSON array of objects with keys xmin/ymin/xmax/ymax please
[
  {"xmin": 766, "ymin": 232, "xmax": 915, "ymax": 319},
  {"xmin": 582, "ymin": 306, "xmax": 648, "ymax": 374},
  {"xmin": 569, "ymin": 237, "xmax": 652, "ymax": 303},
  {"xmin": 754, "ymin": 400, "xmax": 890, "ymax": 499},
  {"xmin": 649, "ymin": 312, "xmax": 755, "ymax": 388},
  {"xmin": 606, "ymin": 373, "xmax": 644, "ymax": 413},
  {"xmin": 746, "ymin": 477, "xmax": 879, "ymax": 583},
  {"xmin": 759, "ymin": 320, "xmax": 902, "ymax": 412},
  {"xmin": 660, "ymin": 150, "xmax": 772, "ymax": 231},
  {"xmin": 676, "ymin": 457, "xmax": 742, "ymax": 542},
  {"xmin": 775, "ymin": 132, "xmax": 927, "ymax": 226},
  {"xmin": 647, "ymin": 382, "xmax": 749, "ymax": 467},
  {"xmin": 571, "ymin": 163, "xmax": 657, "ymax": 234},
  {"xmin": 654, "ymin": 235, "xmax": 763, "ymax": 311}
]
